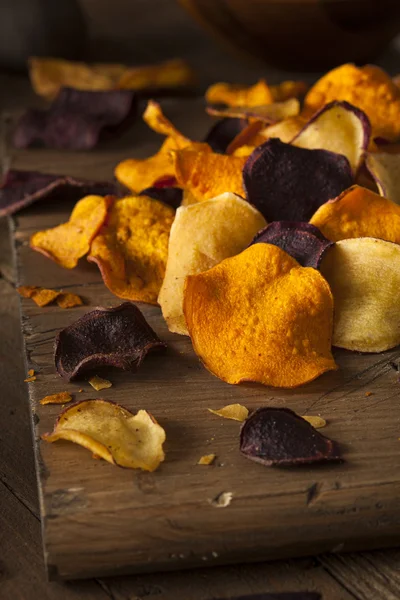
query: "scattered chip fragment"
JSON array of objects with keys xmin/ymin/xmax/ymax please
[
  {"xmin": 198, "ymin": 454, "xmax": 216, "ymax": 465},
  {"xmin": 211, "ymin": 491, "xmax": 233, "ymax": 508},
  {"xmin": 56, "ymin": 293, "xmax": 83, "ymax": 309},
  {"xmin": 89, "ymin": 375, "xmax": 112, "ymax": 391},
  {"xmin": 42, "ymin": 400, "xmax": 166, "ymax": 471},
  {"xmin": 208, "ymin": 404, "xmax": 249, "ymax": 422},
  {"xmin": 40, "ymin": 392, "xmax": 73, "ymax": 405},
  {"xmin": 302, "ymin": 415, "xmax": 326, "ymax": 428},
  {"xmin": 240, "ymin": 407, "xmax": 341, "ymax": 466}
]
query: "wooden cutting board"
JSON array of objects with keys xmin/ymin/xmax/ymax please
[{"xmin": 7, "ymin": 98, "xmax": 400, "ymax": 581}]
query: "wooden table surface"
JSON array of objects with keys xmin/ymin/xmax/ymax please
[{"xmin": 1, "ymin": 1, "xmax": 400, "ymax": 597}]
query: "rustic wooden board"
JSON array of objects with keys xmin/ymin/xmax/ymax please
[{"xmin": 9, "ymin": 98, "xmax": 400, "ymax": 581}]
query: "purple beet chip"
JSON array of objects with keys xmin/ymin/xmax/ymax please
[
  {"xmin": 0, "ymin": 169, "xmax": 118, "ymax": 217},
  {"xmin": 13, "ymin": 87, "xmax": 137, "ymax": 150},
  {"xmin": 243, "ymin": 138, "xmax": 353, "ymax": 222},
  {"xmin": 204, "ymin": 118, "xmax": 248, "ymax": 153},
  {"xmin": 251, "ymin": 221, "xmax": 334, "ymax": 268},
  {"xmin": 240, "ymin": 407, "xmax": 341, "ymax": 467},
  {"xmin": 139, "ymin": 186, "xmax": 183, "ymax": 210},
  {"xmin": 55, "ymin": 302, "xmax": 166, "ymax": 381}
]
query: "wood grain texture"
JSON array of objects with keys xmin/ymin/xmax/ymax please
[{"xmin": 9, "ymin": 96, "xmax": 400, "ymax": 581}]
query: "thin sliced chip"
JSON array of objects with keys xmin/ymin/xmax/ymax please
[
  {"xmin": 30, "ymin": 288, "xmax": 60, "ymax": 307},
  {"xmin": 88, "ymin": 195, "xmax": 174, "ymax": 304},
  {"xmin": 304, "ymin": 63, "xmax": 400, "ymax": 141},
  {"xmin": 204, "ymin": 118, "xmax": 248, "ymax": 153},
  {"xmin": 31, "ymin": 195, "xmax": 113, "ymax": 269},
  {"xmin": 206, "ymin": 79, "xmax": 274, "ymax": 107},
  {"xmin": 173, "ymin": 150, "xmax": 246, "ymax": 202},
  {"xmin": 302, "ymin": 415, "xmax": 326, "ymax": 428},
  {"xmin": 14, "ymin": 88, "xmax": 137, "ymax": 150},
  {"xmin": 208, "ymin": 404, "xmax": 249, "ymax": 422},
  {"xmin": 88, "ymin": 375, "xmax": 112, "ymax": 391},
  {"xmin": 270, "ymin": 80, "xmax": 308, "ymax": 102},
  {"xmin": 143, "ymin": 100, "xmax": 187, "ymax": 142},
  {"xmin": 55, "ymin": 303, "xmax": 165, "ymax": 381},
  {"xmin": 366, "ymin": 152, "xmax": 400, "ymax": 205},
  {"xmin": 158, "ymin": 193, "xmax": 266, "ymax": 334},
  {"xmin": 198, "ymin": 454, "xmax": 216, "ymax": 465},
  {"xmin": 250, "ymin": 222, "xmax": 333, "ymax": 269},
  {"xmin": 243, "ymin": 139, "xmax": 353, "ymax": 222},
  {"xmin": 310, "ymin": 185, "xmax": 400, "ymax": 243},
  {"xmin": 40, "ymin": 392, "xmax": 73, "ymax": 406},
  {"xmin": 42, "ymin": 400, "xmax": 166, "ymax": 471},
  {"xmin": 240, "ymin": 407, "xmax": 341, "ymax": 466},
  {"xmin": 0, "ymin": 169, "xmax": 117, "ymax": 218},
  {"xmin": 292, "ymin": 101, "xmax": 371, "ymax": 173},
  {"xmin": 207, "ymin": 99, "xmax": 300, "ymax": 123},
  {"xmin": 261, "ymin": 115, "xmax": 307, "ymax": 143},
  {"xmin": 320, "ymin": 238, "xmax": 400, "ymax": 352},
  {"xmin": 184, "ymin": 244, "xmax": 336, "ymax": 388},
  {"xmin": 29, "ymin": 56, "xmax": 194, "ymax": 100},
  {"xmin": 56, "ymin": 293, "xmax": 83, "ymax": 309}
]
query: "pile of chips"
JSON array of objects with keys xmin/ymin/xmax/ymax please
[{"xmin": 23, "ymin": 62, "xmax": 400, "ymax": 397}]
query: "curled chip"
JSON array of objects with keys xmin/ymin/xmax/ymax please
[
  {"xmin": 310, "ymin": 185, "xmax": 400, "ymax": 243},
  {"xmin": 43, "ymin": 400, "xmax": 166, "ymax": 471},
  {"xmin": 204, "ymin": 118, "xmax": 248, "ymax": 153},
  {"xmin": 320, "ymin": 238, "xmax": 400, "ymax": 352},
  {"xmin": 31, "ymin": 195, "xmax": 113, "ymax": 269},
  {"xmin": 143, "ymin": 100, "xmax": 187, "ymax": 141},
  {"xmin": 0, "ymin": 169, "xmax": 117, "ymax": 218},
  {"xmin": 158, "ymin": 193, "xmax": 266, "ymax": 334},
  {"xmin": 304, "ymin": 63, "xmax": 400, "ymax": 141},
  {"xmin": 183, "ymin": 244, "xmax": 336, "ymax": 388},
  {"xmin": 366, "ymin": 152, "xmax": 400, "ymax": 205},
  {"xmin": 40, "ymin": 392, "xmax": 72, "ymax": 405},
  {"xmin": 29, "ymin": 56, "xmax": 194, "ymax": 100},
  {"xmin": 139, "ymin": 185, "xmax": 183, "ymax": 210},
  {"xmin": 251, "ymin": 222, "xmax": 333, "ymax": 269},
  {"xmin": 240, "ymin": 407, "xmax": 341, "ymax": 467},
  {"xmin": 292, "ymin": 101, "xmax": 371, "ymax": 173},
  {"xmin": 55, "ymin": 302, "xmax": 165, "ymax": 381},
  {"xmin": 208, "ymin": 403, "xmax": 249, "ymax": 422},
  {"xmin": 207, "ymin": 99, "xmax": 300, "ymax": 123},
  {"xmin": 14, "ymin": 88, "xmax": 137, "ymax": 150},
  {"xmin": 88, "ymin": 195, "xmax": 175, "ymax": 304},
  {"xmin": 206, "ymin": 79, "xmax": 274, "ymax": 107},
  {"xmin": 243, "ymin": 139, "xmax": 353, "ymax": 222},
  {"xmin": 173, "ymin": 150, "xmax": 246, "ymax": 202}
]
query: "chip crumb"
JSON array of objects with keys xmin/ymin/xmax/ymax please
[
  {"xmin": 365, "ymin": 391, "xmax": 373, "ymax": 397},
  {"xmin": 27, "ymin": 369, "xmax": 35, "ymax": 377},
  {"xmin": 78, "ymin": 389, "xmax": 84, "ymax": 393},
  {"xmin": 212, "ymin": 551, "xmax": 219, "ymax": 558},
  {"xmin": 211, "ymin": 491, "xmax": 233, "ymax": 508},
  {"xmin": 40, "ymin": 391, "xmax": 73, "ymax": 405},
  {"xmin": 88, "ymin": 375, "xmax": 112, "ymax": 391},
  {"xmin": 302, "ymin": 415, "xmax": 327, "ymax": 428},
  {"xmin": 208, "ymin": 403, "xmax": 249, "ymax": 422},
  {"xmin": 198, "ymin": 454, "xmax": 216, "ymax": 465},
  {"xmin": 56, "ymin": 293, "xmax": 83, "ymax": 309},
  {"xmin": 24, "ymin": 376, "xmax": 37, "ymax": 382}
]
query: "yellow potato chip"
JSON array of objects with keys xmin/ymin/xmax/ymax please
[
  {"xmin": 158, "ymin": 193, "xmax": 266, "ymax": 334},
  {"xmin": 40, "ymin": 392, "xmax": 73, "ymax": 405},
  {"xmin": 198, "ymin": 454, "xmax": 216, "ymax": 465},
  {"xmin": 320, "ymin": 238, "xmax": 400, "ymax": 352},
  {"xmin": 208, "ymin": 403, "xmax": 249, "ymax": 422},
  {"xmin": 206, "ymin": 79, "xmax": 274, "ymax": 107},
  {"xmin": 31, "ymin": 195, "xmax": 113, "ymax": 269},
  {"xmin": 88, "ymin": 375, "xmax": 112, "ymax": 391},
  {"xmin": 88, "ymin": 195, "xmax": 175, "ymax": 304},
  {"xmin": 302, "ymin": 415, "xmax": 326, "ymax": 428},
  {"xmin": 43, "ymin": 400, "xmax": 166, "ymax": 471},
  {"xmin": 310, "ymin": 185, "xmax": 400, "ymax": 243},
  {"xmin": 173, "ymin": 150, "xmax": 246, "ymax": 202},
  {"xmin": 270, "ymin": 80, "xmax": 308, "ymax": 102},
  {"xmin": 184, "ymin": 244, "xmax": 336, "ymax": 388},
  {"xmin": 304, "ymin": 63, "xmax": 400, "ymax": 141}
]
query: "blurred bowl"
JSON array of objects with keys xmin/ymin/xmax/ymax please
[{"xmin": 179, "ymin": 0, "xmax": 400, "ymax": 71}]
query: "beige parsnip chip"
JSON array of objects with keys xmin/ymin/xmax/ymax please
[
  {"xmin": 366, "ymin": 152, "xmax": 400, "ymax": 205},
  {"xmin": 158, "ymin": 193, "xmax": 266, "ymax": 334},
  {"xmin": 42, "ymin": 400, "xmax": 166, "ymax": 471},
  {"xmin": 208, "ymin": 403, "xmax": 249, "ymax": 422},
  {"xmin": 40, "ymin": 392, "xmax": 73, "ymax": 405},
  {"xmin": 88, "ymin": 376, "xmax": 112, "ymax": 391},
  {"xmin": 30, "ymin": 195, "xmax": 113, "ymax": 269},
  {"xmin": 184, "ymin": 244, "xmax": 337, "ymax": 388},
  {"xmin": 173, "ymin": 150, "xmax": 246, "ymax": 202},
  {"xmin": 310, "ymin": 185, "xmax": 400, "ymax": 243},
  {"xmin": 206, "ymin": 79, "xmax": 274, "ymax": 107},
  {"xmin": 198, "ymin": 454, "xmax": 216, "ymax": 465},
  {"xmin": 302, "ymin": 415, "xmax": 326, "ymax": 428},
  {"xmin": 320, "ymin": 238, "xmax": 400, "ymax": 353},
  {"xmin": 88, "ymin": 195, "xmax": 175, "ymax": 304}
]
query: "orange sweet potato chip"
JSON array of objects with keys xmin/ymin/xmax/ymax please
[
  {"xmin": 183, "ymin": 244, "xmax": 336, "ymax": 388},
  {"xmin": 30, "ymin": 195, "xmax": 113, "ymax": 269},
  {"xmin": 17, "ymin": 285, "xmax": 39, "ymax": 299},
  {"xmin": 40, "ymin": 392, "xmax": 72, "ymax": 405},
  {"xmin": 173, "ymin": 150, "xmax": 246, "ymax": 202},
  {"xmin": 56, "ymin": 293, "xmax": 83, "ymax": 309},
  {"xmin": 88, "ymin": 195, "xmax": 175, "ymax": 304},
  {"xmin": 304, "ymin": 63, "xmax": 400, "ymax": 141},
  {"xmin": 270, "ymin": 80, "xmax": 308, "ymax": 102},
  {"xmin": 206, "ymin": 79, "xmax": 274, "ymax": 107},
  {"xmin": 310, "ymin": 185, "xmax": 400, "ymax": 243},
  {"xmin": 117, "ymin": 58, "xmax": 195, "ymax": 91},
  {"xmin": 30, "ymin": 288, "xmax": 60, "ymax": 307}
]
